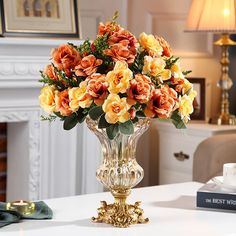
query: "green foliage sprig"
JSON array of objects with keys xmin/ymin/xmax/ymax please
[
  {"xmin": 39, "ymin": 71, "xmax": 65, "ymax": 91},
  {"xmin": 165, "ymin": 56, "xmax": 179, "ymax": 69}
]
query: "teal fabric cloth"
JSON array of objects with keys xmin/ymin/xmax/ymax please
[
  {"xmin": 0, "ymin": 210, "xmax": 21, "ymax": 228},
  {"xmin": 0, "ymin": 201, "xmax": 53, "ymax": 228}
]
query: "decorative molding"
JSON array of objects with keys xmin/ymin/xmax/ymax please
[
  {"xmin": 0, "ymin": 109, "xmax": 41, "ymax": 200},
  {"xmin": 146, "ymin": 12, "xmax": 214, "ymax": 58},
  {"xmin": 0, "ymin": 38, "xmax": 83, "ymax": 46},
  {"xmin": 0, "ymin": 56, "xmax": 48, "ymax": 88}
]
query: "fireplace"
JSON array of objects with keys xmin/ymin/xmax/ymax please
[
  {"xmin": 0, "ymin": 123, "xmax": 7, "ymax": 201},
  {"xmin": 0, "ymin": 38, "xmax": 103, "ymax": 201}
]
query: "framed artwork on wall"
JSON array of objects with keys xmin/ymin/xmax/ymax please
[
  {"xmin": 0, "ymin": 0, "xmax": 80, "ymax": 38},
  {"xmin": 187, "ymin": 77, "xmax": 206, "ymax": 121}
]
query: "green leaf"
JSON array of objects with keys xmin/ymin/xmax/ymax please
[
  {"xmin": 131, "ymin": 117, "xmax": 139, "ymax": 124},
  {"xmin": 54, "ymin": 112, "xmax": 66, "ymax": 120},
  {"xmin": 136, "ymin": 110, "xmax": 146, "ymax": 118},
  {"xmin": 88, "ymin": 106, "xmax": 104, "ymax": 120},
  {"xmin": 63, "ymin": 113, "xmax": 79, "ymax": 130},
  {"xmin": 40, "ymin": 114, "xmax": 57, "ymax": 122},
  {"xmin": 119, "ymin": 120, "xmax": 134, "ymax": 135},
  {"xmin": 98, "ymin": 114, "xmax": 111, "ymax": 129},
  {"xmin": 106, "ymin": 124, "xmax": 119, "ymax": 140},
  {"xmin": 171, "ymin": 112, "xmax": 186, "ymax": 129},
  {"xmin": 77, "ymin": 108, "xmax": 88, "ymax": 123},
  {"xmin": 183, "ymin": 70, "xmax": 192, "ymax": 76}
]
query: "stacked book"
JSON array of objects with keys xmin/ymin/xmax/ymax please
[{"xmin": 197, "ymin": 180, "xmax": 236, "ymax": 211}]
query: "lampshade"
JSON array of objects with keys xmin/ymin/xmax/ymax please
[{"xmin": 186, "ymin": 0, "xmax": 236, "ymax": 32}]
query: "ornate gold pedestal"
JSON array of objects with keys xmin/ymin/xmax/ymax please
[{"xmin": 92, "ymin": 190, "xmax": 149, "ymax": 228}]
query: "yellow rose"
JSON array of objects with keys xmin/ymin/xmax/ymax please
[
  {"xmin": 39, "ymin": 86, "xmax": 56, "ymax": 114},
  {"xmin": 142, "ymin": 56, "xmax": 171, "ymax": 81},
  {"xmin": 179, "ymin": 94, "xmax": 194, "ymax": 123},
  {"xmin": 68, "ymin": 81, "xmax": 93, "ymax": 111},
  {"xmin": 171, "ymin": 63, "xmax": 184, "ymax": 79},
  {"xmin": 182, "ymin": 79, "xmax": 193, "ymax": 94},
  {"xmin": 106, "ymin": 61, "xmax": 133, "ymax": 94},
  {"xmin": 160, "ymin": 69, "xmax": 172, "ymax": 81},
  {"xmin": 102, "ymin": 94, "xmax": 130, "ymax": 124},
  {"xmin": 139, "ymin": 32, "xmax": 163, "ymax": 56},
  {"xmin": 188, "ymin": 89, "xmax": 197, "ymax": 101}
]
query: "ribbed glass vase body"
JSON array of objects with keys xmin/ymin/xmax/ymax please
[{"xmin": 86, "ymin": 118, "xmax": 150, "ymax": 195}]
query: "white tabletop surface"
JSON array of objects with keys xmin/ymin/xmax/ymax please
[{"xmin": 1, "ymin": 182, "xmax": 236, "ymax": 236}]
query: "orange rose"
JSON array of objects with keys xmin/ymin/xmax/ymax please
[
  {"xmin": 55, "ymin": 90, "xmax": 72, "ymax": 116},
  {"xmin": 103, "ymin": 40, "xmax": 136, "ymax": 64},
  {"xmin": 144, "ymin": 85, "xmax": 179, "ymax": 118},
  {"xmin": 108, "ymin": 29, "xmax": 138, "ymax": 52},
  {"xmin": 44, "ymin": 64, "xmax": 58, "ymax": 81},
  {"xmin": 87, "ymin": 73, "xmax": 109, "ymax": 105},
  {"xmin": 98, "ymin": 21, "xmax": 122, "ymax": 37},
  {"xmin": 156, "ymin": 37, "xmax": 172, "ymax": 57},
  {"xmin": 98, "ymin": 22, "xmax": 138, "ymax": 62},
  {"xmin": 75, "ymin": 55, "xmax": 102, "ymax": 77},
  {"xmin": 51, "ymin": 44, "xmax": 81, "ymax": 73},
  {"xmin": 127, "ymin": 74, "xmax": 152, "ymax": 105}
]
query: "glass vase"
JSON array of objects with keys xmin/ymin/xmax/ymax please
[{"xmin": 86, "ymin": 117, "xmax": 150, "ymax": 228}]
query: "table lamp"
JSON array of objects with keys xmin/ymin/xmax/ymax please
[{"xmin": 185, "ymin": 0, "xmax": 236, "ymax": 125}]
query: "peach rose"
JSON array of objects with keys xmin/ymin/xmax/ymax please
[
  {"xmin": 39, "ymin": 86, "xmax": 56, "ymax": 114},
  {"xmin": 103, "ymin": 40, "xmax": 136, "ymax": 64},
  {"xmin": 75, "ymin": 55, "xmax": 103, "ymax": 77},
  {"xmin": 69, "ymin": 81, "xmax": 93, "ymax": 111},
  {"xmin": 55, "ymin": 89, "xmax": 72, "ymax": 116},
  {"xmin": 44, "ymin": 64, "xmax": 58, "ymax": 81},
  {"xmin": 171, "ymin": 78, "xmax": 193, "ymax": 94},
  {"xmin": 139, "ymin": 32, "xmax": 163, "ymax": 57},
  {"xmin": 156, "ymin": 37, "xmax": 172, "ymax": 57},
  {"xmin": 102, "ymin": 94, "xmax": 130, "ymax": 124},
  {"xmin": 144, "ymin": 85, "xmax": 179, "ymax": 119},
  {"xmin": 127, "ymin": 74, "xmax": 152, "ymax": 105},
  {"xmin": 51, "ymin": 44, "xmax": 81, "ymax": 73},
  {"xmin": 129, "ymin": 108, "xmax": 136, "ymax": 120},
  {"xmin": 106, "ymin": 61, "xmax": 133, "ymax": 94},
  {"xmin": 87, "ymin": 73, "xmax": 109, "ymax": 105}
]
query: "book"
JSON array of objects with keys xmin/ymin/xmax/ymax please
[{"xmin": 196, "ymin": 182, "xmax": 236, "ymax": 211}]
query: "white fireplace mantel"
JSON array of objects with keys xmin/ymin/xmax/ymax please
[{"xmin": 0, "ymin": 37, "xmax": 102, "ymax": 201}]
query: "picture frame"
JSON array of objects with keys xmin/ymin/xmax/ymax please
[
  {"xmin": 187, "ymin": 77, "xmax": 206, "ymax": 121},
  {"xmin": 0, "ymin": 0, "xmax": 80, "ymax": 38}
]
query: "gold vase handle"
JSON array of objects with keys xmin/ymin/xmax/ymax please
[{"xmin": 173, "ymin": 151, "xmax": 189, "ymax": 161}]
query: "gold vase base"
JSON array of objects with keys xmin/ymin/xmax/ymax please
[{"xmin": 92, "ymin": 200, "xmax": 149, "ymax": 228}]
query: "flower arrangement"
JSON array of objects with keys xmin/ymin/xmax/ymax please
[{"xmin": 39, "ymin": 13, "xmax": 196, "ymax": 139}]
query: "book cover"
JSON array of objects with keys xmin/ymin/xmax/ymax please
[{"xmin": 197, "ymin": 183, "xmax": 236, "ymax": 210}]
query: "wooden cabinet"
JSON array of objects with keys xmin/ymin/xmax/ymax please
[{"xmin": 155, "ymin": 121, "xmax": 236, "ymax": 184}]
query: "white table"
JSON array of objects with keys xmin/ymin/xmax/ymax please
[{"xmin": 1, "ymin": 182, "xmax": 236, "ymax": 236}]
